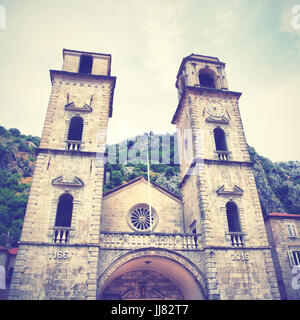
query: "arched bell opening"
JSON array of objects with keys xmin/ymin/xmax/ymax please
[{"xmin": 199, "ymin": 68, "xmax": 218, "ymax": 89}]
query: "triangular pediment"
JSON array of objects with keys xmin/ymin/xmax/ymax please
[
  {"xmin": 52, "ymin": 175, "xmax": 84, "ymax": 188},
  {"xmin": 216, "ymin": 184, "xmax": 243, "ymax": 196},
  {"xmin": 65, "ymin": 102, "xmax": 93, "ymax": 112},
  {"xmin": 205, "ymin": 115, "xmax": 229, "ymax": 124},
  {"xmin": 103, "ymin": 176, "xmax": 181, "ymax": 202}
]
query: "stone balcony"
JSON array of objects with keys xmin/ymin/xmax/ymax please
[
  {"xmin": 52, "ymin": 227, "xmax": 72, "ymax": 244},
  {"xmin": 215, "ymin": 150, "xmax": 231, "ymax": 160},
  {"xmin": 66, "ymin": 140, "xmax": 83, "ymax": 151},
  {"xmin": 99, "ymin": 231, "xmax": 202, "ymax": 251},
  {"xmin": 226, "ymin": 231, "xmax": 246, "ymax": 247}
]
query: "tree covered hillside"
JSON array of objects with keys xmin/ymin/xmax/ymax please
[{"xmin": 0, "ymin": 126, "xmax": 39, "ymax": 246}]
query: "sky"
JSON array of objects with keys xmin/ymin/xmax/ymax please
[{"xmin": 0, "ymin": 0, "xmax": 299, "ymax": 162}]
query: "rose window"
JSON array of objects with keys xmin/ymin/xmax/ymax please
[{"xmin": 127, "ymin": 204, "xmax": 158, "ymax": 232}]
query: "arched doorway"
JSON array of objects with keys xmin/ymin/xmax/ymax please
[
  {"xmin": 102, "ymin": 269, "xmax": 184, "ymax": 300},
  {"xmin": 97, "ymin": 249, "xmax": 207, "ymax": 300}
]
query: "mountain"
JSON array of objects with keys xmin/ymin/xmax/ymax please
[
  {"xmin": 248, "ymin": 146, "xmax": 300, "ymax": 215},
  {"xmin": 0, "ymin": 126, "xmax": 298, "ymax": 246}
]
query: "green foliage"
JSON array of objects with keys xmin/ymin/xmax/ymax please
[
  {"xmin": 25, "ymin": 135, "xmax": 40, "ymax": 147},
  {"xmin": 8, "ymin": 128, "xmax": 20, "ymax": 136},
  {"xmin": 0, "ymin": 170, "xmax": 28, "ymax": 246},
  {"xmin": 150, "ymin": 164, "xmax": 166, "ymax": 173},
  {"xmin": 165, "ymin": 167, "xmax": 175, "ymax": 179},
  {"xmin": 103, "ymin": 181, "xmax": 115, "ymax": 192},
  {"xmin": 0, "ymin": 144, "xmax": 10, "ymax": 168},
  {"xmin": 0, "ymin": 126, "xmax": 9, "ymax": 137},
  {"xmin": 128, "ymin": 167, "xmax": 143, "ymax": 180},
  {"xmin": 248, "ymin": 145, "xmax": 300, "ymax": 215},
  {"xmin": 17, "ymin": 141, "xmax": 30, "ymax": 152},
  {"xmin": 135, "ymin": 163, "xmax": 147, "ymax": 173},
  {"xmin": 111, "ymin": 170, "xmax": 123, "ymax": 187},
  {"xmin": 0, "ymin": 125, "xmax": 38, "ymax": 246}
]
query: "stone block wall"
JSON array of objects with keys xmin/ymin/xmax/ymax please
[
  {"xmin": 19, "ymin": 152, "xmax": 105, "ymax": 244},
  {"xmin": 101, "ymin": 179, "xmax": 183, "ymax": 234},
  {"xmin": 265, "ymin": 216, "xmax": 300, "ymax": 300},
  {"xmin": 101, "ymin": 269, "xmax": 184, "ymax": 300},
  {"xmin": 9, "ymin": 245, "xmax": 99, "ymax": 299},
  {"xmin": 185, "ymin": 90, "xmax": 250, "ymax": 163},
  {"xmin": 62, "ymin": 50, "xmax": 111, "ymax": 76},
  {"xmin": 39, "ymin": 75, "xmax": 113, "ymax": 153}
]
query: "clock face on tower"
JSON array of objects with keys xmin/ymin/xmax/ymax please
[{"xmin": 206, "ymin": 102, "xmax": 225, "ymax": 117}]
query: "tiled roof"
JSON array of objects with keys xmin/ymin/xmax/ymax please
[
  {"xmin": 8, "ymin": 248, "xmax": 18, "ymax": 255},
  {"xmin": 0, "ymin": 246, "xmax": 18, "ymax": 254},
  {"xmin": 265, "ymin": 212, "xmax": 300, "ymax": 219}
]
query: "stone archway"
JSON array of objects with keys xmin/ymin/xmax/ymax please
[
  {"xmin": 101, "ymin": 269, "xmax": 184, "ymax": 300},
  {"xmin": 97, "ymin": 248, "xmax": 207, "ymax": 300}
]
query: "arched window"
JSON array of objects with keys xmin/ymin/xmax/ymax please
[
  {"xmin": 226, "ymin": 201, "xmax": 241, "ymax": 232},
  {"xmin": 214, "ymin": 127, "xmax": 227, "ymax": 151},
  {"xmin": 199, "ymin": 68, "xmax": 216, "ymax": 88},
  {"xmin": 67, "ymin": 116, "xmax": 83, "ymax": 141},
  {"xmin": 55, "ymin": 193, "xmax": 73, "ymax": 227}
]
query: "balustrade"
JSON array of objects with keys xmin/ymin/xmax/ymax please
[
  {"xmin": 52, "ymin": 227, "xmax": 71, "ymax": 244},
  {"xmin": 228, "ymin": 232, "xmax": 245, "ymax": 247},
  {"xmin": 66, "ymin": 140, "xmax": 82, "ymax": 151},
  {"xmin": 99, "ymin": 231, "xmax": 201, "ymax": 250},
  {"xmin": 215, "ymin": 150, "xmax": 231, "ymax": 160}
]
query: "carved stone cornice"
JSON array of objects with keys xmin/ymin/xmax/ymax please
[
  {"xmin": 205, "ymin": 115, "xmax": 229, "ymax": 124},
  {"xmin": 65, "ymin": 102, "xmax": 93, "ymax": 113},
  {"xmin": 52, "ymin": 175, "xmax": 84, "ymax": 188},
  {"xmin": 216, "ymin": 185, "xmax": 243, "ymax": 196}
]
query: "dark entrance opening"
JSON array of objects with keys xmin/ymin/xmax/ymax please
[
  {"xmin": 67, "ymin": 116, "xmax": 83, "ymax": 141},
  {"xmin": 79, "ymin": 55, "xmax": 93, "ymax": 74},
  {"xmin": 55, "ymin": 193, "xmax": 73, "ymax": 227},
  {"xmin": 226, "ymin": 201, "xmax": 241, "ymax": 232},
  {"xmin": 214, "ymin": 127, "xmax": 227, "ymax": 151}
]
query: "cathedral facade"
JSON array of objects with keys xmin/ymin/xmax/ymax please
[{"xmin": 8, "ymin": 49, "xmax": 281, "ymax": 300}]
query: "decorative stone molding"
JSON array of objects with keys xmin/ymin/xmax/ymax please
[
  {"xmin": 51, "ymin": 175, "xmax": 84, "ymax": 188},
  {"xmin": 205, "ymin": 115, "xmax": 229, "ymax": 124},
  {"xmin": 65, "ymin": 102, "xmax": 93, "ymax": 113},
  {"xmin": 216, "ymin": 184, "xmax": 243, "ymax": 196}
]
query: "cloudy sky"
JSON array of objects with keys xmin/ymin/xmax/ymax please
[{"xmin": 0, "ymin": 0, "xmax": 299, "ymax": 162}]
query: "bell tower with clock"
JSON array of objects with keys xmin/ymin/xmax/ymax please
[{"xmin": 172, "ymin": 54, "xmax": 280, "ymax": 300}]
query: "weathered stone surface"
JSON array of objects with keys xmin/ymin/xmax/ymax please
[{"xmin": 8, "ymin": 52, "xmax": 284, "ymax": 301}]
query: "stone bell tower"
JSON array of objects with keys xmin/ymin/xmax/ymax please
[
  {"xmin": 8, "ymin": 49, "xmax": 116, "ymax": 300},
  {"xmin": 172, "ymin": 54, "xmax": 280, "ymax": 299}
]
